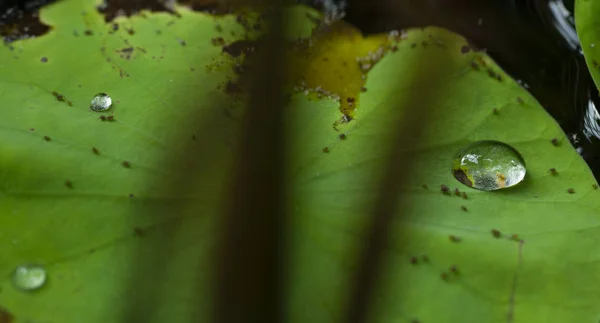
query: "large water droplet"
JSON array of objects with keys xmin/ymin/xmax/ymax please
[
  {"xmin": 451, "ymin": 140, "xmax": 526, "ymax": 191},
  {"xmin": 12, "ymin": 264, "xmax": 47, "ymax": 291},
  {"xmin": 90, "ymin": 93, "xmax": 112, "ymax": 111}
]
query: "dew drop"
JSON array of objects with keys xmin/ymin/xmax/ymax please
[
  {"xmin": 90, "ymin": 93, "xmax": 112, "ymax": 111},
  {"xmin": 12, "ymin": 264, "xmax": 47, "ymax": 291},
  {"xmin": 451, "ymin": 140, "xmax": 526, "ymax": 191}
]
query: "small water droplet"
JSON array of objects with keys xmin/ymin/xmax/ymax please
[
  {"xmin": 90, "ymin": 93, "xmax": 112, "ymax": 111},
  {"xmin": 12, "ymin": 264, "xmax": 47, "ymax": 291},
  {"xmin": 451, "ymin": 140, "xmax": 526, "ymax": 191}
]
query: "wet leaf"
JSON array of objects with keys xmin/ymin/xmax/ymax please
[
  {"xmin": 576, "ymin": 0, "xmax": 600, "ymax": 90},
  {"xmin": 0, "ymin": 1, "xmax": 598, "ymax": 323},
  {"xmin": 286, "ymin": 22, "xmax": 600, "ymax": 322}
]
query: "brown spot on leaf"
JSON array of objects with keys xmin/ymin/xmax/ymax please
[
  {"xmin": 65, "ymin": 180, "xmax": 73, "ymax": 189},
  {"xmin": 491, "ymin": 229, "xmax": 501, "ymax": 238},
  {"xmin": 92, "ymin": 147, "xmax": 100, "ymax": 155},
  {"xmin": 441, "ymin": 184, "xmax": 450, "ymax": 194},
  {"xmin": 133, "ymin": 227, "xmax": 145, "ymax": 237},
  {"xmin": 222, "ymin": 40, "xmax": 256, "ymax": 57},
  {"xmin": 51, "ymin": 91, "xmax": 67, "ymax": 103},
  {"xmin": 224, "ymin": 81, "xmax": 243, "ymax": 97},
  {"xmin": 211, "ymin": 37, "xmax": 225, "ymax": 46},
  {"xmin": 450, "ymin": 265, "xmax": 459, "ymax": 274},
  {"xmin": 551, "ymin": 138, "xmax": 559, "ymax": 146},
  {"xmin": 449, "ymin": 235, "xmax": 461, "ymax": 242},
  {"xmin": 116, "ymin": 47, "xmax": 134, "ymax": 60}
]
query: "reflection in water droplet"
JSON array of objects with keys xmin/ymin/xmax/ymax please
[
  {"xmin": 452, "ymin": 140, "xmax": 526, "ymax": 191},
  {"xmin": 90, "ymin": 93, "xmax": 112, "ymax": 111},
  {"xmin": 12, "ymin": 264, "xmax": 47, "ymax": 291}
]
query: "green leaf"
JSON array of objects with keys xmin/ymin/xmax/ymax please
[
  {"xmin": 0, "ymin": 1, "xmax": 247, "ymax": 321},
  {"xmin": 1, "ymin": 1, "xmax": 599, "ymax": 323},
  {"xmin": 286, "ymin": 15, "xmax": 600, "ymax": 323},
  {"xmin": 576, "ymin": 0, "xmax": 600, "ymax": 90}
]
